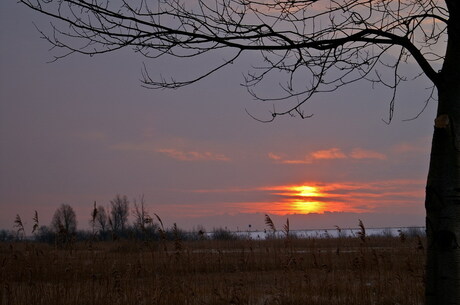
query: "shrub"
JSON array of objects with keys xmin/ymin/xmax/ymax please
[
  {"xmin": 0, "ymin": 229, "xmax": 15, "ymax": 242},
  {"xmin": 211, "ymin": 227, "xmax": 239, "ymax": 240}
]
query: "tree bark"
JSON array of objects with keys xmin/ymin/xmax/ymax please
[{"xmin": 425, "ymin": 2, "xmax": 460, "ymax": 303}]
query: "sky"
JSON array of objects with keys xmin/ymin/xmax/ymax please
[{"xmin": 0, "ymin": 1, "xmax": 439, "ymax": 233}]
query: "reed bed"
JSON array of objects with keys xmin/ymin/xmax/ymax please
[{"xmin": 0, "ymin": 235, "xmax": 424, "ymax": 305}]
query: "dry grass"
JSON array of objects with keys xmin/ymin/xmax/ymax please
[{"xmin": 0, "ymin": 235, "xmax": 425, "ymax": 305}]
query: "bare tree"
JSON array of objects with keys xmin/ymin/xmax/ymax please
[
  {"xmin": 18, "ymin": 0, "xmax": 460, "ymax": 303},
  {"xmin": 95, "ymin": 205, "xmax": 109, "ymax": 234},
  {"xmin": 110, "ymin": 194, "xmax": 130, "ymax": 233},
  {"xmin": 51, "ymin": 204, "xmax": 77, "ymax": 234}
]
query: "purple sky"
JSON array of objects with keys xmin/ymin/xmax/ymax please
[{"xmin": 0, "ymin": 1, "xmax": 437, "ymax": 233}]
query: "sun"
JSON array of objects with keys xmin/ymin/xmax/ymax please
[
  {"xmin": 266, "ymin": 183, "xmax": 331, "ymax": 214},
  {"xmin": 287, "ymin": 185, "xmax": 324, "ymax": 214},
  {"xmin": 265, "ymin": 182, "xmax": 355, "ymax": 215},
  {"xmin": 293, "ymin": 185, "xmax": 320, "ymax": 197}
]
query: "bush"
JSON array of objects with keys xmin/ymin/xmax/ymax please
[
  {"xmin": 211, "ymin": 228, "xmax": 239, "ymax": 240},
  {"xmin": 33, "ymin": 226, "xmax": 54, "ymax": 243},
  {"xmin": 0, "ymin": 230, "xmax": 15, "ymax": 242}
]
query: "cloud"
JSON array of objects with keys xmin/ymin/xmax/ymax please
[
  {"xmin": 112, "ymin": 141, "xmax": 230, "ymax": 162},
  {"xmin": 191, "ymin": 187, "xmax": 259, "ymax": 193},
  {"xmin": 269, "ymin": 147, "xmax": 387, "ymax": 164},
  {"xmin": 268, "ymin": 179, "xmax": 424, "ymax": 215},
  {"xmin": 281, "ymin": 159, "xmax": 312, "ymax": 164},
  {"xmin": 268, "ymin": 152, "xmax": 312, "ymax": 164},
  {"xmin": 166, "ymin": 179, "xmax": 425, "ymax": 217},
  {"xmin": 156, "ymin": 148, "xmax": 230, "ymax": 162},
  {"xmin": 349, "ymin": 148, "xmax": 386, "ymax": 160},
  {"xmin": 268, "ymin": 152, "xmax": 282, "ymax": 161},
  {"xmin": 311, "ymin": 148, "xmax": 347, "ymax": 160},
  {"xmin": 392, "ymin": 142, "xmax": 427, "ymax": 154},
  {"xmin": 390, "ymin": 137, "xmax": 432, "ymax": 155}
]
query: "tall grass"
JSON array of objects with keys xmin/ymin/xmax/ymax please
[{"xmin": 0, "ymin": 232, "xmax": 424, "ymax": 305}]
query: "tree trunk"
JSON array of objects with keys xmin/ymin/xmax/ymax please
[{"xmin": 425, "ymin": 2, "xmax": 460, "ymax": 303}]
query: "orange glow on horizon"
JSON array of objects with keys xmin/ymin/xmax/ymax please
[{"xmin": 181, "ymin": 179, "xmax": 425, "ymax": 218}]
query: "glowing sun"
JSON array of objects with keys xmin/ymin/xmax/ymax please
[{"xmin": 285, "ymin": 185, "xmax": 324, "ymax": 214}]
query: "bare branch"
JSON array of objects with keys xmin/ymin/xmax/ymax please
[{"xmin": 19, "ymin": 0, "xmax": 446, "ymax": 120}]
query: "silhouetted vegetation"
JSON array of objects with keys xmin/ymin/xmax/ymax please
[
  {"xmin": 211, "ymin": 227, "xmax": 239, "ymax": 241},
  {"xmin": 2, "ymin": 208, "xmax": 429, "ymax": 304},
  {"xmin": 109, "ymin": 194, "xmax": 130, "ymax": 233},
  {"xmin": 0, "ymin": 230, "xmax": 15, "ymax": 242},
  {"xmin": 1, "ymin": 229, "xmax": 425, "ymax": 305}
]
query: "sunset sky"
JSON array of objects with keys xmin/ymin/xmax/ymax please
[{"xmin": 0, "ymin": 1, "xmax": 437, "ymax": 232}]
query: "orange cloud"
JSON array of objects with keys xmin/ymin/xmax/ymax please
[
  {"xmin": 349, "ymin": 148, "xmax": 386, "ymax": 160},
  {"xmin": 268, "ymin": 152, "xmax": 282, "ymax": 161},
  {"xmin": 269, "ymin": 147, "xmax": 387, "ymax": 165},
  {"xmin": 258, "ymin": 179, "xmax": 425, "ymax": 215},
  {"xmin": 392, "ymin": 142, "xmax": 426, "ymax": 154},
  {"xmin": 156, "ymin": 148, "xmax": 230, "ymax": 162},
  {"xmin": 268, "ymin": 152, "xmax": 311, "ymax": 164},
  {"xmin": 111, "ymin": 140, "xmax": 230, "ymax": 162},
  {"xmin": 177, "ymin": 179, "xmax": 425, "ymax": 217},
  {"xmin": 391, "ymin": 137, "xmax": 431, "ymax": 155},
  {"xmin": 282, "ymin": 159, "xmax": 312, "ymax": 164},
  {"xmin": 311, "ymin": 148, "xmax": 346, "ymax": 160}
]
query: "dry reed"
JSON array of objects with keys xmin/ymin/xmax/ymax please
[{"xmin": 0, "ymin": 234, "xmax": 425, "ymax": 305}]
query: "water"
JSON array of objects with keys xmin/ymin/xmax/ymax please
[{"xmin": 208, "ymin": 226, "xmax": 426, "ymax": 240}]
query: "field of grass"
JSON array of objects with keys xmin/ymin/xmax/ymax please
[{"xmin": 0, "ymin": 235, "xmax": 425, "ymax": 305}]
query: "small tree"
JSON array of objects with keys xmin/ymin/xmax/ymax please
[
  {"xmin": 51, "ymin": 204, "xmax": 77, "ymax": 234},
  {"xmin": 51, "ymin": 204, "xmax": 77, "ymax": 245},
  {"xmin": 95, "ymin": 205, "xmax": 109, "ymax": 235},
  {"xmin": 110, "ymin": 194, "xmax": 129, "ymax": 233}
]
